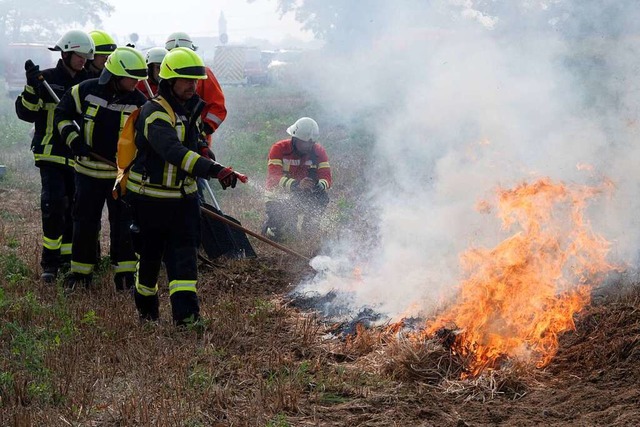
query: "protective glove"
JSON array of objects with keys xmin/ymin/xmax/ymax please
[
  {"xmin": 208, "ymin": 163, "xmax": 237, "ymax": 190},
  {"xmin": 69, "ymin": 138, "xmax": 91, "ymax": 157},
  {"xmin": 25, "ymin": 62, "xmax": 42, "ymax": 87},
  {"xmin": 199, "ymin": 145, "xmax": 216, "ymax": 161},
  {"xmin": 201, "ymin": 122, "xmax": 214, "ymax": 136},
  {"xmin": 313, "ymin": 182, "xmax": 327, "ymax": 193},
  {"xmin": 298, "ymin": 177, "xmax": 315, "ymax": 191},
  {"xmin": 217, "ymin": 167, "xmax": 237, "ymax": 190}
]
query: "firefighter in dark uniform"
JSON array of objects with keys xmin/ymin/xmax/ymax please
[
  {"xmin": 84, "ymin": 30, "xmax": 117, "ymax": 78},
  {"xmin": 126, "ymin": 47, "xmax": 241, "ymax": 325},
  {"xmin": 15, "ymin": 30, "xmax": 94, "ymax": 283},
  {"xmin": 54, "ymin": 47, "xmax": 149, "ymax": 290}
]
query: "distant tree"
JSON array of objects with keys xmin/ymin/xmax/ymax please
[
  {"xmin": 251, "ymin": 0, "xmax": 640, "ymax": 50},
  {"xmin": 249, "ymin": 0, "xmax": 402, "ymax": 51},
  {"xmin": 0, "ymin": 0, "xmax": 113, "ymax": 42},
  {"xmin": 467, "ymin": 0, "xmax": 640, "ymax": 40}
]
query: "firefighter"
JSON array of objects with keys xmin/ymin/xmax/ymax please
[
  {"xmin": 15, "ymin": 30, "xmax": 94, "ymax": 283},
  {"xmin": 85, "ymin": 30, "xmax": 117, "ymax": 78},
  {"xmin": 164, "ymin": 32, "xmax": 225, "ymax": 153},
  {"xmin": 125, "ymin": 47, "xmax": 241, "ymax": 325},
  {"xmin": 54, "ymin": 46, "xmax": 148, "ymax": 290},
  {"xmin": 262, "ymin": 117, "xmax": 332, "ymax": 242},
  {"xmin": 135, "ymin": 47, "xmax": 168, "ymax": 98}
]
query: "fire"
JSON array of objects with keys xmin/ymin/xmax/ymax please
[{"xmin": 424, "ymin": 178, "xmax": 613, "ymax": 377}]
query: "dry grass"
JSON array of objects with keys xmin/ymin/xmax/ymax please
[{"xmin": 2, "ymin": 89, "xmax": 640, "ymax": 426}]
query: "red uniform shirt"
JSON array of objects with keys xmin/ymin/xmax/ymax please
[
  {"xmin": 136, "ymin": 80, "xmax": 158, "ymax": 98},
  {"xmin": 266, "ymin": 139, "xmax": 332, "ymax": 193}
]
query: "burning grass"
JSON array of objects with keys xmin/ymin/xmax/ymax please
[
  {"xmin": 423, "ymin": 178, "xmax": 615, "ymax": 376},
  {"xmin": 1, "ymin": 92, "xmax": 640, "ymax": 425}
]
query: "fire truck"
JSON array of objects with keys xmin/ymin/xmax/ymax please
[
  {"xmin": 0, "ymin": 42, "xmax": 57, "ymax": 97},
  {"xmin": 211, "ymin": 45, "xmax": 272, "ymax": 86}
]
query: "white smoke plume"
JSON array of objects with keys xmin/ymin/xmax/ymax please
[{"xmin": 294, "ymin": 1, "xmax": 640, "ymax": 321}]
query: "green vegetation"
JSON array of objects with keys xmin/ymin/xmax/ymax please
[{"xmin": 0, "ymin": 86, "xmax": 428, "ymax": 426}]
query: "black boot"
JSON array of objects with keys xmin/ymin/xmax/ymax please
[
  {"xmin": 134, "ymin": 292, "xmax": 159, "ymax": 321},
  {"xmin": 170, "ymin": 291, "xmax": 200, "ymax": 326},
  {"xmin": 41, "ymin": 265, "xmax": 58, "ymax": 284},
  {"xmin": 114, "ymin": 272, "xmax": 135, "ymax": 291},
  {"xmin": 63, "ymin": 273, "xmax": 92, "ymax": 290},
  {"xmin": 59, "ymin": 255, "xmax": 71, "ymax": 274}
]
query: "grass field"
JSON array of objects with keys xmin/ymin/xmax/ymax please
[{"xmin": 1, "ymin": 86, "xmax": 639, "ymax": 426}]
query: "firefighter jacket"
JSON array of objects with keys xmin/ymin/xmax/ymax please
[
  {"xmin": 266, "ymin": 138, "xmax": 332, "ymax": 197},
  {"xmin": 137, "ymin": 68, "xmax": 225, "ymax": 144},
  {"xmin": 54, "ymin": 79, "xmax": 147, "ymax": 180},
  {"xmin": 15, "ymin": 59, "xmax": 90, "ymax": 169},
  {"xmin": 197, "ymin": 67, "xmax": 227, "ymax": 138},
  {"xmin": 125, "ymin": 89, "xmax": 214, "ymax": 200}
]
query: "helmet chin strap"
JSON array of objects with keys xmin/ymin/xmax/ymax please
[{"xmin": 62, "ymin": 52, "xmax": 73, "ymax": 68}]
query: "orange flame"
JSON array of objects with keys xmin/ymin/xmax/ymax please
[{"xmin": 424, "ymin": 178, "xmax": 613, "ymax": 377}]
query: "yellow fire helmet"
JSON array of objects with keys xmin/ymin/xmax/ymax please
[
  {"xmin": 99, "ymin": 46, "xmax": 148, "ymax": 84},
  {"xmin": 158, "ymin": 47, "xmax": 207, "ymax": 80},
  {"xmin": 89, "ymin": 30, "xmax": 117, "ymax": 55}
]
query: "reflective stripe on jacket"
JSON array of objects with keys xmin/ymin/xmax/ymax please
[
  {"xmin": 14, "ymin": 59, "xmax": 90, "ymax": 169},
  {"xmin": 126, "ymin": 92, "xmax": 213, "ymax": 200},
  {"xmin": 266, "ymin": 138, "xmax": 332, "ymax": 197},
  {"xmin": 54, "ymin": 79, "xmax": 147, "ymax": 179},
  {"xmin": 197, "ymin": 67, "xmax": 226, "ymax": 141}
]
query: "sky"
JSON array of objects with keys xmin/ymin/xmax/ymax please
[{"xmin": 96, "ymin": 0, "xmax": 313, "ymax": 46}]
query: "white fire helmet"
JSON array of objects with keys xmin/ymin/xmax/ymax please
[
  {"xmin": 146, "ymin": 47, "xmax": 168, "ymax": 65},
  {"xmin": 49, "ymin": 30, "xmax": 95, "ymax": 59},
  {"xmin": 165, "ymin": 32, "xmax": 196, "ymax": 51},
  {"xmin": 286, "ymin": 117, "xmax": 319, "ymax": 143}
]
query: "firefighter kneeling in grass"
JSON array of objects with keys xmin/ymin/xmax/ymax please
[
  {"xmin": 262, "ymin": 117, "xmax": 332, "ymax": 242},
  {"xmin": 124, "ymin": 47, "xmax": 242, "ymax": 326}
]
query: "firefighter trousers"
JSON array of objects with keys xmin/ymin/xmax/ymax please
[
  {"xmin": 70, "ymin": 173, "xmax": 136, "ymax": 277},
  {"xmin": 39, "ymin": 164, "xmax": 74, "ymax": 270},
  {"xmin": 128, "ymin": 196, "xmax": 201, "ymax": 325},
  {"xmin": 265, "ymin": 190, "xmax": 329, "ymax": 237}
]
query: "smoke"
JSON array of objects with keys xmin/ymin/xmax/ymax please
[{"xmin": 293, "ymin": 1, "xmax": 640, "ymax": 321}]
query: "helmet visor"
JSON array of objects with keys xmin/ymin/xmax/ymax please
[
  {"xmin": 174, "ymin": 65, "xmax": 206, "ymax": 79},
  {"xmin": 124, "ymin": 67, "xmax": 148, "ymax": 78},
  {"xmin": 75, "ymin": 50, "xmax": 95, "ymax": 60},
  {"xmin": 95, "ymin": 43, "xmax": 117, "ymax": 54}
]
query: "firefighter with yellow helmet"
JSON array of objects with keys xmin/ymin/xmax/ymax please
[
  {"xmin": 164, "ymin": 32, "xmax": 225, "ymax": 151},
  {"xmin": 126, "ymin": 47, "xmax": 243, "ymax": 325},
  {"xmin": 15, "ymin": 29, "xmax": 95, "ymax": 283},
  {"xmin": 54, "ymin": 46, "xmax": 149, "ymax": 290},
  {"xmin": 85, "ymin": 30, "xmax": 117, "ymax": 78}
]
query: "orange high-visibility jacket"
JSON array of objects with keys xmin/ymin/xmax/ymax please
[
  {"xmin": 266, "ymin": 138, "xmax": 332, "ymax": 194},
  {"xmin": 197, "ymin": 67, "xmax": 227, "ymax": 140}
]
